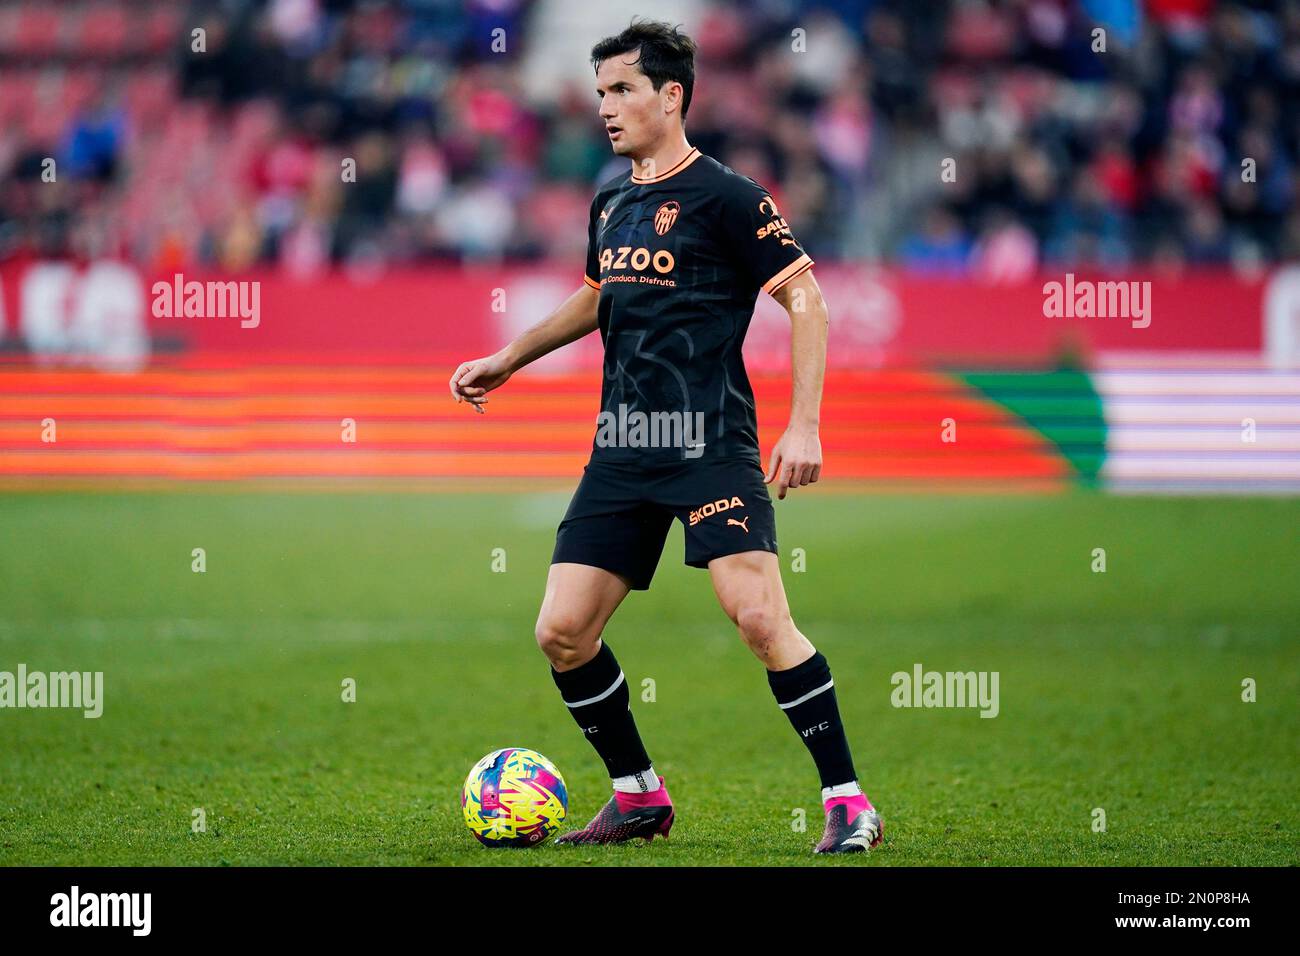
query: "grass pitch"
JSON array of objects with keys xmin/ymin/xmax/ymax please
[{"xmin": 0, "ymin": 490, "xmax": 1296, "ymax": 866}]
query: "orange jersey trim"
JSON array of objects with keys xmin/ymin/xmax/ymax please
[
  {"xmin": 631, "ymin": 147, "xmax": 702, "ymax": 184},
  {"xmin": 583, "ymin": 274, "xmax": 602, "ymax": 290},
  {"xmin": 763, "ymin": 254, "xmax": 814, "ymax": 295}
]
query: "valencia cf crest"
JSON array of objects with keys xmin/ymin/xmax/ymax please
[{"xmin": 654, "ymin": 200, "xmax": 681, "ymax": 236}]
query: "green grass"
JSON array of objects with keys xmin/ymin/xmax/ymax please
[{"xmin": 0, "ymin": 490, "xmax": 1296, "ymax": 866}]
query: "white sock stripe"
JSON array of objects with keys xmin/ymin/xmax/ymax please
[
  {"xmin": 778, "ymin": 678, "xmax": 834, "ymax": 710},
  {"xmin": 612, "ymin": 766, "xmax": 659, "ymax": 793},
  {"xmin": 822, "ymin": 781, "xmax": 863, "ymax": 800},
  {"xmin": 563, "ymin": 671, "xmax": 626, "ymax": 709}
]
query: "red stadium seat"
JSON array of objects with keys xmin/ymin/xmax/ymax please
[
  {"xmin": 124, "ymin": 69, "xmax": 174, "ymax": 130},
  {"xmin": 0, "ymin": 71, "xmax": 37, "ymax": 124},
  {"xmin": 79, "ymin": 2, "xmax": 132, "ymax": 56},
  {"xmin": 61, "ymin": 68, "xmax": 103, "ymax": 116},
  {"xmin": 13, "ymin": 2, "xmax": 68, "ymax": 55},
  {"xmin": 0, "ymin": 5, "xmax": 21, "ymax": 54},
  {"xmin": 142, "ymin": 5, "xmax": 183, "ymax": 55}
]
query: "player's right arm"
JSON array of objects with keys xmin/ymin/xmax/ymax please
[
  {"xmin": 448, "ymin": 283, "xmax": 599, "ymax": 413},
  {"xmin": 452, "ymin": 189, "xmax": 609, "ymax": 412}
]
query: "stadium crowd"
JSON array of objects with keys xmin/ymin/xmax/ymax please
[{"xmin": 0, "ymin": 0, "xmax": 1297, "ymax": 278}]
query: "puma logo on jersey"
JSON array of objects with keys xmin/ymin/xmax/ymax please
[
  {"xmin": 726, "ymin": 516, "xmax": 750, "ymax": 533},
  {"xmin": 689, "ymin": 495, "xmax": 744, "ymax": 526}
]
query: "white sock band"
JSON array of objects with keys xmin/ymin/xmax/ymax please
[
  {"xmin": 563, "ymin": 671, "xmax": 625, "ymax": 708},
  {"xmin": 612, "ymin": 766, "xmax": 659, "ymax": 794},
  {"xmin": 822, "ymin": 781, "xmax": 863, "ymax": 801}
]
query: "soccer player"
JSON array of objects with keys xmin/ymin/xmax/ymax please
[{"xmin": 448, "ymin": 20, "xmax": 881, "ymax": 853}]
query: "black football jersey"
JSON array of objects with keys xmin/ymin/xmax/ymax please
[{"xmin": 582, "ymin": 148, "xmax": 813, "ymax": 465}]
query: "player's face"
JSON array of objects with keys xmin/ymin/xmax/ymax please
[{"xmin": 595, "ymin": 53, "xmax": 676, "ymax": 159}]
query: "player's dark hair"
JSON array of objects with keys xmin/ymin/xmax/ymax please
[{"xmin": 591, "ymin": 19, "xmax": 697, "ymax": 123}]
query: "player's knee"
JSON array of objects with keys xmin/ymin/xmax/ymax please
[
  {"xmin": 534, "ymin": 612, "xmax": 596, "ymax": 667},
  {"xmin": 734, "ymin": 602, "xmax": 789, "ymax": 653}
]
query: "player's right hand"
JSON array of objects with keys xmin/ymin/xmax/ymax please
[{"xmin": 449, "ymin": 354, "xmax": 512, "ymax": 413}]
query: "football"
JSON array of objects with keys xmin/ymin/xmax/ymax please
[{"xmin": 461, "ymin": 747, "xmax": 568, "ymax": 847}]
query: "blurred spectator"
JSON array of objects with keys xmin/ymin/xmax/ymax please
[
  {"xmin": 1046, "ymin": 168, "xmax": 1131, "ymax": 267},
  {"xmin": 62, "ymin": 91, "xmax": 126, "ymax": 182},
  {"xmin": 972, "ymin": 208, "xmax": 1039, "ymax": 283},
  {"xmin": 898, "ymin": 206, "xmax": 972, "ymax": 275}
]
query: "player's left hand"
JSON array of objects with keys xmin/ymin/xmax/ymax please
[{"xmin": 765, "ymin": 426, "xmax": 822, "ymax": 500}]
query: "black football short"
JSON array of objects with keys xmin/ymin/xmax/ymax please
[{"xmin": 552, "ymin": 456, "xmax": 778, "ymax": 590}]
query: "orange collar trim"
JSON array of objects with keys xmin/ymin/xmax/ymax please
[{"xmin": 631, "ymin": 147, "xmax": 702, "ymax": 184}]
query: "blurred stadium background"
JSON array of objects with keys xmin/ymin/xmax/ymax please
[{"xmin": 0, "ymin": 0, "xmax": 1296, "ymax": 490}]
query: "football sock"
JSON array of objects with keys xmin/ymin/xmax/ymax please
[
  {"xmin": 551, "ymin": 640, "xmax": 653, "ymax": 782},
  {"xmin": 767, "ymin": 650, "xmax": 858, "ymax": 790},
  {"xmin": 613, "ymin": 777, "xmax": 671, "ymax": 812},
  {"xmin": 612, "ymin": 768, "xmax": 661, "ymax": 794},
  {"xmin": 822, "ymin": 781, "xmax": 863, "ymax": 800}
]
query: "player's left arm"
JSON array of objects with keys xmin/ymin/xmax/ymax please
[{"xmin": 765, "ymin": 268, "xmax": 827, "ymax": 500}]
